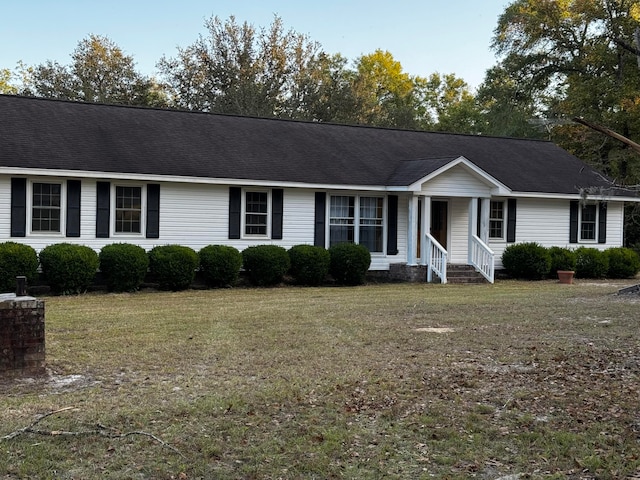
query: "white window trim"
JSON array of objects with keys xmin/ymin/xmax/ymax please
[
  {"xmin": 488, "ymin": 200, "xmax": 505, "ymax": 241},
  {"xmin": 578, "ymin": 203, "xmax": 598, "ymax": 243},
  {"xmin": 241, "ymin": 188, "xmax": 272, "ymax": 239},
  {"xmin": 111, "ymin": 183, "xmax": 146, "ymax": 237},
  {"xmin": 326, "ymin": 193, "xmax": 387, "ymax": 254},
  {"xmin": 27, "ymin": 179, "xmax": 66, "ymax": 236}
]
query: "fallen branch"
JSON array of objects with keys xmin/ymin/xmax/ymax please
[{"xmin": 1, "ymin": 407, "xmax": 184, "ymax": 458}]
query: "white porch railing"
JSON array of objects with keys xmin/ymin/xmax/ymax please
[
  {"xmin": 426, "ymin": 233, "xmax": 448, "ymax": 284},
  {"xmin": 470, "ymin": 235, "xmax": 495, "ymax": 284}
]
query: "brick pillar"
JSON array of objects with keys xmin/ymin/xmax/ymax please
[{"xmin": 0, "ymin": 295, "xmax": 46, "ymax": 377}]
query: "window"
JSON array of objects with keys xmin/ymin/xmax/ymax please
[
  {"xmin": 329, "ymin": 196, "xmax": 355, "ymax": 246},
  {"xmin": 31, "ymin": 182, "xmax": 61, "ymax": 232},
  {"xmin": 244, "ymin": 190, "xmax": 269, "ymax": 236},
  {"xmin": 329, "ymin": 195, "xmax": 384, "ymax": 252},
  {"xmin": 359, "ymin": 197, "xmax": 384, "ymax": 252},
  {"xmin": 489, "ymin": 201, "xmax": 504, "ymax": 239},
  {"xmin": 580, "ymin": 204, "xmax": 597, "ymax": 241},
  {"xmin": 115, "ymin": 186, "xmax": 142, "ymax": 233}
]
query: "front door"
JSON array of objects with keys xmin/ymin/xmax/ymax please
[{"xmin": 431, "ymin": 200, "xmax": 448, "ymax": 250}]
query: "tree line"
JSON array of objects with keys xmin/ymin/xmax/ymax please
[{"xmin": 2, "ymin": 1, "xmax": 640, "ymax": 192}]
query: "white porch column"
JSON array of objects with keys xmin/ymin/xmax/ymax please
[
  {"xmin": 407, "ymin": 195, "xmax": 419, "ymax": 265},
  {"xmin": 468, "ymin": 198, "xmax": 478, "ymax": 263},
  {"xmin": 420, "ymin": 196, "xmax": 431, "ymax": 265},
  {"xmin": 480, "ymin": 198, "xmax": 490, "ymax": 243}
]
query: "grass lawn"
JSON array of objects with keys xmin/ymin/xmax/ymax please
[{"xmin": 1, "ymin": 280, "xmax": 640, "ymax": 479}]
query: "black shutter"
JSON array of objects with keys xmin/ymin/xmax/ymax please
[
  {"xmin": 314, "ymin": 192, "xmax": 326, "ymax": 247},
  {"xmin": 66, "ymin": 180, "xmax": 81, "ymax": 237},
  {"xmin": 506, "ymin": 198, "xmax": 517, "ymax": 243},
  {"xmin": 569, "ymin": 200, "xmax": 579, "ymax": 244},
  {"xmin": 387, "ymin": 195, "xmax": 398, "ymax": 255},
  {"xmin": 229, "ymin": 187, "xmax": 241, "ymax": 239},
  {"xmin": 598, "ymin": 202, "xmax": 607, "ymax": 244},
  {"xmin": 146, "ymin": 184, "xmax": 160, "ymax": 239},
  {"xmin": 96, "ymin": 181, "xmax": 111, "ymax": 238},
  {"xmin": 271, "ymin": 189, "xmax": 283, "ymax": 240},
  {"xmin": 10, "ymin": 178, "xmax": 27, "ymax": 237}
]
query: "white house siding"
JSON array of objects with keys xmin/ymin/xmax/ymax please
[
  {"xmin": 489, "ymin": 198, "xmax": 625, "ymax": 269},
  {"xmin": 0, "ymin": 177, "xmax": 10, "ymax": 239},
  {"xmin": 421, "ymin": 164, "xmax": 494, "ymax": 198}
]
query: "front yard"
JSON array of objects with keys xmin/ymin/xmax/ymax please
[{"xmin": 1, "ymin": 281, "xmax": 639, "ymax": 479}]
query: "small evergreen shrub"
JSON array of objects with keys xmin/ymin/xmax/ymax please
[
  {"xmin": 0, "ymin": 242, "xmax": 39, "ymax": 292},
  {"xmin": 501, "ymin": 242, "xmax": 551, "ymax": 280},
  {"xmin": 575, "ymin": 247, "xmax": 609, "ymax": 279},
  {"xmin": 199, "ymin": 245, "xmax": 243, "ymax": 287},
  {"xmin": 99, "ymin": 243, "xmax": 149, "ymax": 292},
  {"xmin": 606, "ymin": 247, "xmax": 640, "ymax": 279},
  {"xmin": 329, "ymin": 243, "xmax": 371, "ymax": 286},
  {"xmin": 548, "ymin": 246, "xmax": 577, "ymax": 274},
  {"xmin": 288, "ymin": 244, "xmax": 330, "ymax": 286},
  {"xmin": 39, "ymin": 243, "xmax": 99, "ymax": 295},
  {"xmin": 148, "ymin": 245, "xmax": 199, "ymax": 291},
  {"xmin": 241, "ymin": 245, "xmax": 290, "ymax": 286}
]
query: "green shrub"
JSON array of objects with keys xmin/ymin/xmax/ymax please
[
  {"xmin": 148, "ymin": 245, "xmax": 199, "ymax": 291},
  {"xmin": 0, "ymin": 242, "xmax": 39, "ymax": 293},
  {"xmin": 329, "ymin": 243, "xmax": 371, "ymax": 286},
  {"xmin": 548, "ymin": 246, "xmax": 577, "ymax": 274},
  {"xmin": 241, "ymin": 245, "xmax": 291, "ymax": 286},
  {"xmin": 99, "ymin": 243, "xmax": 149, "ymax": 292},
  {"xmin": 39, "ymin": 243, "xmax": 99, "ymax": 295},
  {"xmin": 288, "ymin": 244, "xmax": 330, "ymax": 286},
  {"xmin": 199, "ymin": 245, "xmax": 243, "ymax": 287},
  {"xmin": 575, "ymin": 247, "xmax": 609, "ymax": 279},
  {"xmin": 501, "ymin": 242, "xmax": 551, "ymax": 280},
  {"xmin": 606, "ymin": 247, "xmax": 640, "ymax": 279}
]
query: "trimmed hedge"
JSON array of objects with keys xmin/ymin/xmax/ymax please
[
  {"xmin": 0, "ymin": 242, "xmax": 39, "ymax": 293},
  {"xmin": 329, "ymin": 243, "xmax": 371, "ymax": 285},
  {"xmin": 575, "ymin": 247, "xmax": 609, "ymax": 279},
  {"xmin": 39, "ymin": 243, "xmax": 99, "ymax": 295},
  {"xmin": 501, "ymin": 242, "xmax": 551, "ymax": 280},
  {"xmin": 242, "ymin": 245, "xmax": 290, "ymax": 286},
  {"xmin": 548, "ymin": 246, "xmax": 577, "ymax": 275},
  {"xmin": 199, "ymin": 245, "xmax": 243, "ymax": 287},
  {"xmin": 148, "ymin": 245, "xmax": 199, "ymax": 291},
  {"xmin": 99, "ymin": 243, "xmax": 149, "ymax": 292},
  {"xmin": 606, "ymin": 247, "xmax": 640, "ymax": 279},
  {"xmin": 288, "ymin": 244, "xmax": 330, "ymax": 286}
]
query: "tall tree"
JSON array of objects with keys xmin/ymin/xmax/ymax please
[
  {"xmin": 490, "ymin": 0, "xmax": 640, "ymax": 183},
  {"xmin": 424, "ymin": 72, "xmax": 482, "ymax": 134},
  {"xmin": 20, "ymin": 34, "xmax": 166, "ymax": 107},
  {"xmin": 158, "ymin": 15, "xmax": 321, "ymax": 117}
]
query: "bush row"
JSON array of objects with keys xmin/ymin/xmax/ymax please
[
  {"xmin": 0, "ymin": 241, "xmax": 371, "ymax": 295},
  {"xmin": 502, "ymin": 243, "xmax": 640, "ymax": 280}
]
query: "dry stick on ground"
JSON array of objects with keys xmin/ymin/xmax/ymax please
[{"xmin": 1, "ymin": 406, "xmax": 184, "ymax": 458}]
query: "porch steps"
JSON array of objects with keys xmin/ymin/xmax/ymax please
[{"xmin": 445, "ymin": 264, "xmax": 488, "ymax": 284}]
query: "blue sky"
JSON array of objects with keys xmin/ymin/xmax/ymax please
[{"xmin": 1, "ymin": 0, "xmax": 509, "ymax": 90}]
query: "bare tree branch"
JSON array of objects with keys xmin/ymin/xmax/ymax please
[{"xmin": 572, "ymin": 117, "xmax": 640, "ymax": 155}]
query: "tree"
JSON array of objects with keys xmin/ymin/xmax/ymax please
[
  {"xmin": 0, "ymin": 68, "xmax": 17, "ymax": 94},
  {"xmin": 159, "ymin": 15, "xmax": 321, "ymax": 117},
  {"xmin": 20, "ymin": 34, "xmax": 167, "ymax": 107},
  {"xmin": 424, "ymin": 72, "xmax": 482, "ymax": 134},
  {"xmin": 490, "ymin": 0, "xmax": 640, "ymax": 183}
]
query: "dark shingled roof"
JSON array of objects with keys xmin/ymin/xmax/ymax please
[{"xmin": 0, "ymin": 94, "xmax": 618, "ymax": 195}]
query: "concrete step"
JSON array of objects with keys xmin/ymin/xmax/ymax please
[{"xmin": 445, "ymin": 264, "xmax": 489, "ymax": 284}]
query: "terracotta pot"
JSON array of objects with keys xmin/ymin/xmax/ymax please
[{"xmin": 557, "ymin": 270, "xmax": 575, "ymax": 284}]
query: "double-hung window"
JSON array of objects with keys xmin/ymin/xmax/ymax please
[
  {"xmin": 329, "ymin": 195, "xmax": 384, "ymax": 252},
  {"xmin": 580, "ymin": 204, "xmax": 597, "ymax": 241},
  {"xmin": 115, "ymin": 186, "xmax": 142, "ymax": 233},
  {"xmin": 489, "ymin": 201, "xmax": 505, "ymax": 240},
  {"xmin": 244, "ymin": 190, "xmax": 269, "ymax": 237},
  {"xmin": 31, "ymin": 182, "xmax": 62, "ymax": 233}
]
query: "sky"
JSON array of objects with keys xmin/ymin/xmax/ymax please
[{"xmin": 0, "ymin": 0, "xmax": 509, "ymax": 90}]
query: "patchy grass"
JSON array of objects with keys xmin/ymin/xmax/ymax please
[{"xmin": 1, "ymin": 280, "xmax": 640, "ymax": 479}]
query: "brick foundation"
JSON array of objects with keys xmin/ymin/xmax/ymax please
[{"xmin": 0, "ymin": 294, "xmax": 46, "ymax": 377}]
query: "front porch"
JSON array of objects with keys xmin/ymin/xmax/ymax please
[{"xmin": 406, "ymin": 196, "xmax": 496, "ymax": 284}]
